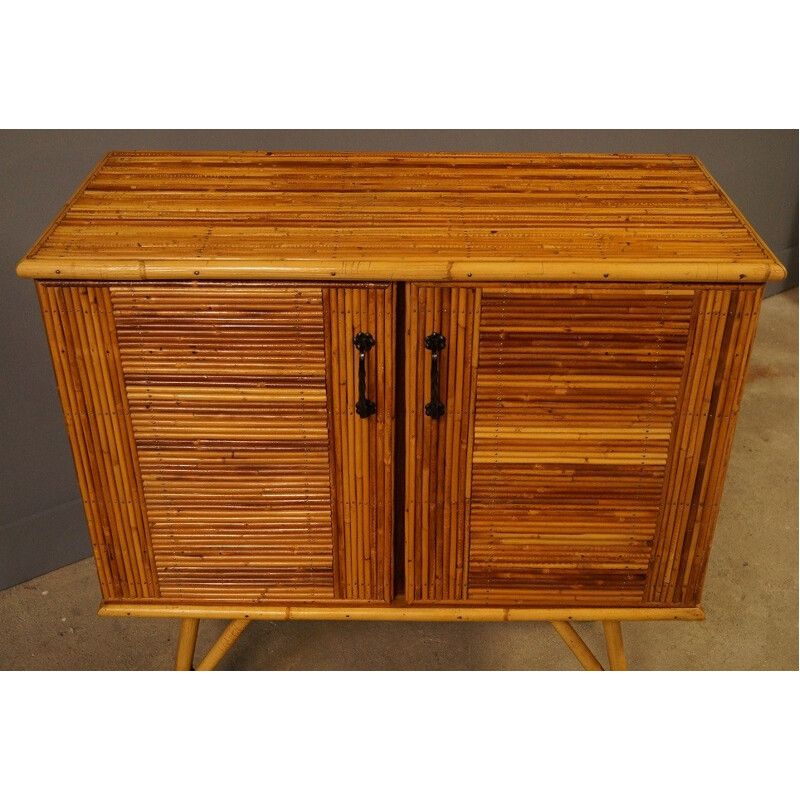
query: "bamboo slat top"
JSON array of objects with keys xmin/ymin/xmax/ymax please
[{"xmin": 17, "ymin": 151, "xmax": 786, "ymax": 283}]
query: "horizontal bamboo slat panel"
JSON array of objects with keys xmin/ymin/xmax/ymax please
[
  {"xmin": 36, "ymin": 284, "xmax": 158, "ymax": 600},
  {"xmin": 17, "ymin": 152, "xmax": 785, "ymax": 283},
  {"xmin": 111, "ymin": 283, "xmax": 335, "ymax": 603},
  {"xmin": 462, "ymin": 284, "xmax": 693, "ymax": 606},
  {"xmin": 108, "ymin": 282, "xmax": 393, "ymax": 604}
]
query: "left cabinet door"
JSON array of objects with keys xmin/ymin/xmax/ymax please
[{"xmin": 37, "ymin": 282, "xmax": 395, "ymax": 605}]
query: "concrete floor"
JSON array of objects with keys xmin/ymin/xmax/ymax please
[{"xmin": 1, "ymin": 289, "xmax": 796, "ymax": 670}]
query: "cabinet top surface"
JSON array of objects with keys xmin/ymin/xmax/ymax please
[{"xmin": 17, "ymin": 151, "xmax": 785, "ymax": 283}]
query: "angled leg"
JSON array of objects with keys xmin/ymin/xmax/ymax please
[
  {"xmin": 602, "ymin": 621, "xmax": 628, "ymax": 670},
  {"xmin": 175, "ymin": 618, "xmax": 200, "ymax": 671},
  {"xmin": 196, "ymin": 619, "xmax": 251, "ymax": 671},
  {"xmin": 550, "ymin": 621, "xmax": 604, "ymax": 670}
]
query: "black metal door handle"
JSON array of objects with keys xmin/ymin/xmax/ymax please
[
  {"xmin": 353, "ymin": 332, "xmax": 377, "ymax": 419},
  {"xmin": 424, "ymin": 332, "xmax": 446, "ymax": 419}
]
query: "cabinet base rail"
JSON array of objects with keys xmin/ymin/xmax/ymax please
[
  {"xmin": 99, "ymin": 603, "xmax": 703, "ymax": 622},
  {"xmin": 99, "ymin": 603, "xmax": 704, "ymax": 671}
]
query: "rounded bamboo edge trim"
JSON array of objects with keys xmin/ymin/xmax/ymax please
[
  {"xmin": 98, "ymin": 603, "xmax": 705, "ymax": 622},
  {"xmin": 17, "ymin": 259, "xmax": 785, "ymax": 283}
]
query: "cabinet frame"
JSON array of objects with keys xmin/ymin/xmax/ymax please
[{"xmin": 39, "ymin": 278, "xmax": 761, "ymax": 618}]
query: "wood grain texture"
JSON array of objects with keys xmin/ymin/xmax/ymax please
[
  {"xmin": 36, "ymin": 283, "xmax": 158, "ymax": 600},
  {"xmin": 17, "ymin": 152, "xmax": 785, "ymax": 283}
]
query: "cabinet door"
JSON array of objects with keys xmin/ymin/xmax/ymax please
[
  {"xmin": 405, "ymin": 283, "xmax": 761, "ymax": 607},
  {"xmin": 39, "ymin": 282, "xmax": 394, "ymax": 604}
]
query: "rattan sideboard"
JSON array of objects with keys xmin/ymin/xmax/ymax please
[{"xmin": 17, "ymin": 152, "xmax": 786, "ymax": 670}]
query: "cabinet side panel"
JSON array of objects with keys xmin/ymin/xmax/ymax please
[
  {"xmin": 112, "ymin": 283, "xmax": 336, "ymax": 603},
  {"xmin": 405, "ymin": 285, "xmax": 481, "ymax": 602},
  {"xmin": 646, "ymin": 289, "xmax": 730, "ymax": 601},
  {"xmin": 680, "ymin": 287, "xmax": 763, "ymax": 604},
  {"xmin": 647, "ymin": 286, "xmax": 763, "ymax": 605},
  {"xmin": 324, "ymin": 286, "xmax": 394, "ymax": 602},
  {"xmin": 36, "ymin": 283, "xmax": 158, "ymax": 600}
]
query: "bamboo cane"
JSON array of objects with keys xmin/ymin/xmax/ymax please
[
  {"xmin": 195, "ymin": 619, "xmax": 251, "ymax": 671},
  {"xmin": 175, "ymin": 618, "xmax": 200, "ymax": 670},
  {"xmin": 602, "ymin": 621, "xmax": 628, "ymax": 670},
  {"xmin": 550, "ymin": 621, "xmax": 604, "ymax": 671}
]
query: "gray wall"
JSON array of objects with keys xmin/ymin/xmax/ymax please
[{"xmin": 1, "ymin": 130, "xmax": 797, "ymax": 589}]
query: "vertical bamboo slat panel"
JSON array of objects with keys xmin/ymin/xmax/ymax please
[
  {"xmin": 323, "ymin": 285, "xmax": 395, "ymax": 602},
  {"xmin": 36, "ymin": 282, "xmax": 158, "ymax": 600},
  {"xmin": 404, "ymin": 284, "xmax": 481, "ymax": 602},
  {"xmin": 646, "ymin": 289, "xmax": 731, "ymax": 602},
  {"xmin": 679, "ymin": 287, "xmax": 762, "ymax": 604},
  {"xmin": 645, "ymin": 285, "xmax": 763, "ymax": 605}
]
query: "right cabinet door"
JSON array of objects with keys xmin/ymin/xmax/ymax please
[{"xmin": 404, "ymin": 283, "xmax": 761, "ymax": 607}]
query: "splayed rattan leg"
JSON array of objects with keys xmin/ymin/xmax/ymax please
[
  {"xmin": 195, "ymin": 619, "xmax": 252, "ymax": 671},
  {"xmin": 550, "ymin": 621, "xmax": 604, "ymax": 670},
  {"xmin": 602, "ymin": 621, "xmax": 628, "ymax": 670},
  {"xmin": 175, "ymin": 618, "xmax": 200, "ymax": 671}
]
